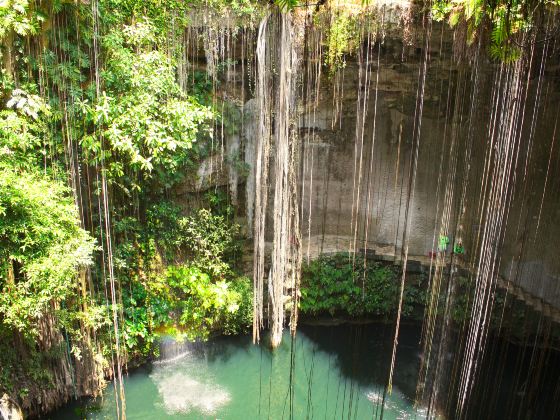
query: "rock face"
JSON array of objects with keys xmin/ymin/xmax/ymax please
[
  {"xmin": 0, "ymin": 394, "xmax": 23, "ymax": 420},
  {"xmin": 15, "ymin": 313, "xmax": 104, "ymax": 416},
  {"xmin": 180, "ymin": 10, "xmax": 560, "ymax": 310},
  {"xmin": 2, "ymin": 310, "xmax": 105, "ymax": 418},
  {"xmin": 288, "ymin": 41, "xmax": 560, "ymax": 309}
]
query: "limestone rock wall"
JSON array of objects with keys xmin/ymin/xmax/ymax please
[
  {"xmin": 180, "ymin": 13, "xmax": 560, "ymax": 310},
  {"xmin": 295, "ymin": 43, "xmax": 560, "ymax": 310}
]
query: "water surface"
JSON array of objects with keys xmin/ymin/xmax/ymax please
[{"xmin": 52, "ymin": 324, "xmax": 425, "ymax": 419}]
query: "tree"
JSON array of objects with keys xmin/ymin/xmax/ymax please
[{"xmin": 0, "ymin": 168, "xmax": 95, "ymax": 336}]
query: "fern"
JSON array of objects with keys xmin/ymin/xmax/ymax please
[
  {"xmin": 491, "ymin": 9, "xmax": 508, "ymax": 46},
  {"xmin": 489, "ymin": 42, "xmax": 521, "ymax": 62}
]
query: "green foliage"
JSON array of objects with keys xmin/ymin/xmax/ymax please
[
  {"xmin": 0, "ymin": 0, "xmax": 42, "ymax": 40},
  {"xmin": 163, "ymin": 265, "xmax": 252, "ymax": 340},
  {"xmin": 98, "ymin": 0, "xmax": 262, "ymax": 33},
  {"xmin": 325, "ymin": 11, "xmax": 359, "ymax": 76},
  {"xmin": 145, "ymin": 202, "xmax": 183, "ymax": 255},
  {"xmin": 178, "ymin": 208, "xmax": 241, "ymax": 278},
  {"xmin": 111, "ymin": 201, "xmax": 245, "ymax": 358},
  {"xmin": 0, "ymin": 168, "xmax": 95, "ymax": 336},
  {"xmin": 431, "ymin": 0, "xmax": 454, "ymax": 22},
  {"xmin": 222, "ymin": 273, "xmax": 252, "ymax": 334},
  {"xmin": 0, "ymin": 88, "xmax": 54, "ymax": 172},
  {"xmin": 120, "ymin": 262, "xmax": 252, "ymax": 358},
  {"xmin": 0, "ymin": 327, "xmax": 58, "ymax": 395},
  {"xmin": 300, "ymin": 253, "xmax": 425, "ymax": 318},
  {"xmin": 450, "ymin": 276, "xmax": 474, "ymax": 323},
  {"xmin": 300, "ymin": 254, "xmax": 363, "ymax": 316},
  {"xmin": 220, "ymin": 100, "xmax": 243, "ymax": 137},
  {"xmin": 432, "ymin": 0, "xmax": 558, "ymax": 62},
  {"xmin": 488, "ymin": 5, "xmax": 523, "ymax": 62},
  {"xmin": 204, "ymin": 189, "xmax": 235, "ymax": 218},
  {"xmin": 190, "ymin": 0, "xmax": 262, "ymax": 20},
  {"xmin": 79, "ymin": 19, "xmax": 213, "ymax": 190},
  {"xmin": 0, "ymin": 0, "xmax": 260, "ymax": 405},
  {"xmin": 122, "ymin": 281, "xmax": 162, "ymax": 359},
  {"xmin": 275, "ymin": 0, "xmax": 299, "ymax": 11},
  {"xmin": 185, "ymin": 70, "xmax": 214, "ymax": 105}
]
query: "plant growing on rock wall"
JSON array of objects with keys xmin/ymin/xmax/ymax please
[
  {"xmin": 300, "ymin": 253, "xmax": 425, "ymax": 318},
  {"xmin": 0, "ymin": 0, "xmax": 257, "ymax": 411},
  {"xmin": 0, "ymin": 169, "xmax": 96, "ymax": 335},
  {"xmin": 325, "ymin": 10, "xmax": 360, "ymax": 76},
  {"xmin": 0, "ymin": 88, "xmax": 56, "ymax": 172},
  {"xmin": 432, "ymin": 0, "xmax": 560, "ymax": 61},
  {"xmin": 156, "ymin": 265, "xmax": 252, "ymax": 341},
  {"xmin": 113, "ymin": 202, "xmax": 246, "ymax": 358},
  {"xmin": 0, "ymin": 87, "xmax": 96, "ymax": 335},
  {"xmin": 178, "ymin": 208, "xmax": 242, "ymax": 278},
  {"xmin": 79, "ymin": 19, "xmax": 213, "ymax": 191}
]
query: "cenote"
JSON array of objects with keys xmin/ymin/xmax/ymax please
[{"xmin": 2, "ymin": 0, "xmax": 560, "ymax": 418}]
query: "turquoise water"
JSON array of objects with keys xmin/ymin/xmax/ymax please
[{"xmin": 52, "ymin": 324, "xmax": 426, "ymax": 419}]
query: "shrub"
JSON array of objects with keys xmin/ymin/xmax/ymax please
[
  {"xmin": 300, "ymin": 253, "xmax": 425, "ymax": 319},
  {"xmin": 164, "ymin": 265, "xmax": 251, "ymax": 340},
  {"xmin": 178, "ymin": 208, "xmax": 241, "ymax": 278}
]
